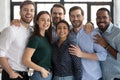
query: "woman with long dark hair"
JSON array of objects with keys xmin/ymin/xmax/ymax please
[{"xmin": 22, "ymin": 11, "xmax": 52, "ymax": 80}]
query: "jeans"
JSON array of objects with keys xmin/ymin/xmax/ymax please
[
  {"xmin": 53, "ymin": 76, "xmax": 75, "ymax": 80},
  {"xmin": 30, "ymin": 71, "xmax": 52, "ymax": 80}
]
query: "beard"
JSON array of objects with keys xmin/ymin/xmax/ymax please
[
  {"xmin": 52, "ymin": 17, "xmax": 62, "ymax": 26},
  {"xmin": 72, "ymin": 20, "xmax": 82, "ymax": 28},
  {"xmin": 21, "ymin": 17, "xmax": 32, "ymax": 24},
  {"xmin": 97, "ymin": 22, "xmax": 109, "ymax": 32}
]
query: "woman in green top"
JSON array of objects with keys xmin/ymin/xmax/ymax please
[{"xmin": 22, "ymin": 11, "xmax": 52, "ymax": 80}]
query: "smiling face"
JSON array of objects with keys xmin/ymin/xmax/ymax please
[
  {"xmin": 20, "ymin": 4, "xmax": 35, "ymax": 24},
  {"xmin": 96, "ymin": 10, "xmax": 112, "ymax": 32},
  {"xmin": 51, "ymin": 7, "xmax": 65, "ymax": 26},
  {"xmin": 69, "ymin": 9, "xmax": 84, "ymax": 29},
  {"xmin": 56, "ymin": 22, "xmax": 70, "ymax": 40},
  {"xmin": 37, "ymin": 13, "xmax": 51, "ymax": 31}
]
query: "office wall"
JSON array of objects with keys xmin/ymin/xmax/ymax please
[
  {"xmin": 114, "ymin": 0, "xmax": 120, "ymax": 27},
  {"xmin": 0, "ymin": 0, "xmax": 10, "ymax": 32}
]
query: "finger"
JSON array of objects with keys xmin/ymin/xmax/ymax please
[
  {"xmin": 69, "ymin": 49, "xmax": 77, "ymax": 54},
  {"xmin": 70, "ymin": 44, "xmax": 77, "ymax": 48},
  {"xmin": 69, "ymin": 47, "xmax": 74, "ymax": 49},
  {"xmin": 75, "ymin": 45, "xmax": 80, "ymax": 49},
  {"xmin": 93, "ymin": 39, "xmax": 100, "ymax": 44},
  {"xmin": 69, "ymin": 52, "xmax": 76, "ymax": 55},
  {"xmin": 69, "ymin": 47, "xmax": 76, "ymax": 52},
  {"xmin": 18, "ymin": 74, "xmax": 23, "ymax": 79},
  {"xmin": 69, "ymin": 48, "xmax": 74, "ymax": 52},
  {"xmin": 95, "ymin": 34, "xmax": 100, "ymax": 36},
  {"xmin": 48, "ymin": 72, "xmax": 51, "ymax": 75},
  {"xmin": 95, "ymin": 34, "xmax": 100, "ymax": 38},
  {"xmin": 69, "ymin": 49, "xmax": 74, "ymax": 53},
  {"xmin": 70, "ymin": 44, "xmax": 74, "ymax": 47}
]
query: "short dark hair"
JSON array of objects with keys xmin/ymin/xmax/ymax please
[
  {"xmin": 96, "ymin": 7, "xmax": 111, "ymax": 17},
  {"xmin": 56, "ymin": 20, "xmax": 70, "ymax": 30},
  {"xmin": 69, "ymin": 6, "xmax": 84, "ymax": 16},
  {"xmin": 50, "ymin": 3, "xmax": 66, "ymax": 15},
  {"xmin": 20, "ymin": 0, "xmax": 35, "ymax": 10}
]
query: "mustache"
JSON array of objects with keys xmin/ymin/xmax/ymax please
[
  {"xmin": 73, "ymin": 20, "xmax": 79, "ymax": 22},
  {"xmin": 54, "ymin": 17, "xmax": 60, "ymax": 19},
  {"xmin": 98, "ymin": 22, "xmax": 105, "ymax": 24}
]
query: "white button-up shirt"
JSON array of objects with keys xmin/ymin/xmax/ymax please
[{"xmin": 0, "ymin": 24, "xmax": 32, "ymax": 71}]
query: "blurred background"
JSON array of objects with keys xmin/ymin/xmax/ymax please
[{"xmin": 0, "ymin": 0, "xmax": 120, "ymax": 79}]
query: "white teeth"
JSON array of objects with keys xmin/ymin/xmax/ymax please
[
  {"xmin": 26, "ymin": 15, "xmax": 31, "ymax": 18},
  {"xmin": 60, "ymin": 33, "xmax": 65, "ymax": 35},
  {"xmin": 43, "ymin": 25, "xmax": 48, "ymax": 27}
]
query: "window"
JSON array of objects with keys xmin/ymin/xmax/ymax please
[
  {"xmin": 10, "ymin": 0, "xmax": 113, "ymax": 27},
  {"xmin": 12, "ymin": 0, "xmax": 60, "ymax": 2},
  {"xmin": 65, "ymin": 0, "xmax": 112, "ymax": 2}
]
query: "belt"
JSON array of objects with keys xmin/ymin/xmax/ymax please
[{"xmin": 15, "ymin": 71, "xmax": 28, "ymax": 76}]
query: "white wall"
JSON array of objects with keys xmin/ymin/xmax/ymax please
[
  {"xmin": 0, "ymin": 0, "xmax": 10, "ymax": 32},
  {"xmin": 114, "ymin": 0, "xmax": 120, "ymax": 27}
]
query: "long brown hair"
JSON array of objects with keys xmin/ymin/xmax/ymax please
[{"xmin": 32, "ymin": 11, "xmax": 52, "ymax": 42}]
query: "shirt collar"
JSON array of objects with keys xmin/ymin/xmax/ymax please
[
  {"xmin": 98, "ymin": 22, "xmax": 113, "ymax": 34},
  {"xmin": 71, "ymin": 25, "xmax": 84, "ymax": 34},
  {"xmin": 105, "ymin": 22, "xmax": 113, "ymax": 33},
  {"xmin": 52, "ymin": 23, "xmax": 56, "ymax": 29}
]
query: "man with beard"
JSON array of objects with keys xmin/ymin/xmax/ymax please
[
  {"xmin": 50, "ymin": 3, "xmax": 66, "ymax": 43},
  {"xmin": 94, "ymin": 8, "xmax": 120, "ymax": 80},
  {"xmin": 0, "ymin": 1, "xmax": 35, "ymax": 80},
  {"xmin": 68, "ymin": 6, "xmax": 107, "ymax": 80}
]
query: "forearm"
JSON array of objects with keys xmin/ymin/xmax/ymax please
[
  {"xmin": 81, "ymin": 52, "xmax": 98, "ymax": 60},
  {"xmin": 94, "ymin": 34, "xmax": 118, "ymax": 59},
  {"xmin": 22, "ymin": 48, "xmax": 45, "ymax": 72},
  {"xmin": 105, "ymin": 44, "xmax": 117, "ymax": 59},
  {"xmin": 22, "ymin": 59, "xmax": 45, "ymax": 72},
  {"xmin": 0, "ymin": 57, "xmax": 14, "ymax": 75}
]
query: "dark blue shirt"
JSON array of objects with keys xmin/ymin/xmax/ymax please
[{"xmin": 52, "ymin": 39, "xmax": 82, "ymax": 80}]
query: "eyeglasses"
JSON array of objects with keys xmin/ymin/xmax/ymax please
[{"xmin": 70, "ymin": 14, "xmax": 82, "ymax": 19}]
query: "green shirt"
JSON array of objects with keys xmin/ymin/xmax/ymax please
[{"xmin": 27, "ymin": 35, "xmax": 52, "ymax": 69}]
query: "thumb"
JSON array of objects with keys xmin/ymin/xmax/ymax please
[{"xmin": 18, "ymin": 74, "xmax": 23, "ymax": 79}]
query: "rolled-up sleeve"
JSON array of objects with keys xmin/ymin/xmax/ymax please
[
  {"xmin": 0, "ymin": 49, "xmax": 7, "ymax": 57},
  {"xmin": 94, "ymin": 43, "xmax": 107, "ymax": 61},
  {"xmin": 0, "ymin": 26, "xmax": 16, "ymax": 57}
]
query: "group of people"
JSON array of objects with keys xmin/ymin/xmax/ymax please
[{"xmin": 0, "ymin": 0, "xmax": 120, "ymax": 80}]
